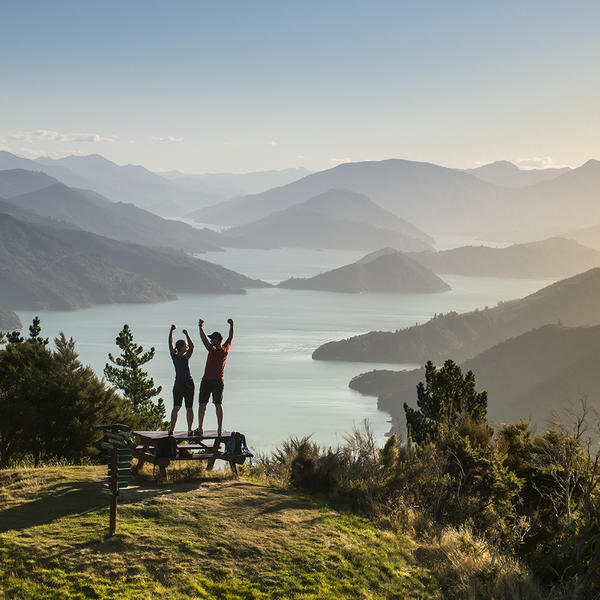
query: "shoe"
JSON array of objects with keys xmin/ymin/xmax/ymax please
[
  {"xmin": 187, "ymin": 430, "xmax": 194, "ymax": 437},
  {"xmin": 193, "ymin": 428, "xmax": 203, "ymax": 437},
  {"xmin": 168, "ymin": 429, "xmax": 174, "ymax": 436}
]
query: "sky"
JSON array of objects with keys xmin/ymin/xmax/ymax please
[{"xmin": 1, "ymin": 0, "xmax": 599, "ymax": 173}]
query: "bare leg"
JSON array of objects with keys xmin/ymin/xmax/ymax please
[
  {"xmin": 186, "ymin": 407, "xmax": 194, "ymax": 431},
  {"xmin": 198, "ymin": 403, "xmax": 207, "ymax": 433},
  {"xmin": 216, "ymin": 404, "xmax": 223, "ymax": 435},
  {"xmin": 170, "ymin": 406, "xmax": 180, "ymax": 431}
]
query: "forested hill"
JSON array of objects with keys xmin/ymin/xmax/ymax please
[
  {"xmin": 407, "ymin": 237, "xmax": 600, "ymax": 279},
  {"xmin": 0, "ymin": 308, "xmax": 21, "ymax": 330},
  {"xmin": 278, "ymin": 251, "xmax": 450, "ymax": 293},
  {"xmin": 351, "ymin": 323, "xmax": 600, "ymax": 427},
  {"xmin": 45, "ymin": 227, "xmax": 270, "ymax": 294},
  {"xmin": 220, "ymin": 189, "xmax": 434, "ymax": 252},
  {"xmin": 313, "ymin": 268, "xmax": 600, "ymax": 364},
  {"xmin": 0, "ymin": 214, "xmax": 175, "ymax": 310},
  {"xmin": 4, "ymin": 175, "xmax": 222, "ymax": 254}
]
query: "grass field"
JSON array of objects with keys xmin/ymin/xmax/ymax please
[{"xmin": 0, "ymin": 465, "xmax": 442, "ymax": 599}]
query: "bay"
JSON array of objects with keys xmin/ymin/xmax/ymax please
[{"xmin": 16, "ymin": 248, "xmax": 554, "ymax": 454}]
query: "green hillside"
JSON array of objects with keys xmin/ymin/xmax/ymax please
[
  {"xmin": 45, "ymin": 227, "xmax": 269, "ymax": 294},
  {"xmin": 350, "ymin": 323, "xmax": 600, "ymax": 427},
  {"xmin": 313, "ymin": 268, "xmax": 600, "ymax": 364},
  {"xmin": 0, "ymin": 466, "xmax": 443, "ymax": 600},
  {"xmin": 0, "ymin": 214, "xmax": 174, "ymax": 310}
]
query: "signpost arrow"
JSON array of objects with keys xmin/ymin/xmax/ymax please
[{"xmin": 95, "ymin": 423, "xmax": 134, "ymax": 535}]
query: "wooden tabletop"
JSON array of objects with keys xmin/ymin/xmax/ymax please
[{"xmin": 134, "ymin": 430, "xmax": 230, "ymax": 442}]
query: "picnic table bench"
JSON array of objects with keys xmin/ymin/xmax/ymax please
[{"xmin": 132, "ymin": 430, "xmax": 250, "ymax": 479}]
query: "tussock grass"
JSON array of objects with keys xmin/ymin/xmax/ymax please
[
  {"xmin": 0, "ymin": 465, "xmax": 440, "ymax": 599},
  {"xmin": 417, "ymin": 526, "xmax": 543, "ymax": 600}
]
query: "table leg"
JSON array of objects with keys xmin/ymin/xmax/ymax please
[
  {"xmin": 206, "ymin": 437, "xmax": 221, "ymax": 471},
  {"xmin": 157, "ymin": 458, "xmax": 170, "ymax": 480},
  {"xmin": 133, "ymin": 439, "xmax": 150, "ymax": 473}
]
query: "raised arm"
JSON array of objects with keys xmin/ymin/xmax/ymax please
[
  {"xmin": 225, "ymin": 318, "xmax": 234, "ymax": 346},
  {"xmin": 198, "ymin": 319, "xmax": 211, "ymax": 351},
  {"xmin": 169, "ymin": 324, "xmax": 176, "ymax": 354},
  {"xmin": 182, "ymin": 329, "xmax": 194, "ymax": 358}
]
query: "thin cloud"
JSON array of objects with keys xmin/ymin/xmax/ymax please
[
  {"xmin": 9, "ymin": 129, "xmax": 67, "ymax": 142},
  {"xmin": 72, "ymin": 133, "xmax": 118, "ymax": 143},
  {"xmin": 151, "ymin": 135, "xmax": 184, "ymax": 143},
  {"xmin": 516, "ymin": 156, "xmax": 570, "ymax": 170},
  {"xmin": 4, "ymin": 130, "xmax": 117, "ymax": 143},
  {"xmin": 268, "ymin": 140, "xmax": 278, "ymax": 146}
]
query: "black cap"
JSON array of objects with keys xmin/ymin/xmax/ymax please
[{"xmin": 208, "ymin": 331, "xmax": 223, "ymax": 342}]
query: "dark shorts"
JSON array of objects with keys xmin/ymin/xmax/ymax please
[
  {"xmin": 173, "ymin": 379, "xmax": 195, "ymax": 408},
  {"xmin": 199, "ymin": 378, "xmax": 224, "ymax": 405}
]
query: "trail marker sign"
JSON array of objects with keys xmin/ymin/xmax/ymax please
[{"xmin": 95, "ymin": 423, "xmax": 135, "ymax": 535}]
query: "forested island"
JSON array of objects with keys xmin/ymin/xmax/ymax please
[{"xmin": 278, "ymin": 249, "xmax": 450, "ymax": 293}]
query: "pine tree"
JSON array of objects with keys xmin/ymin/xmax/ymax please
[
  {"xmin": 404, "ymin": 359, "xmax": 488, "ymax": 446},
  {"xmin": 0, "ymin": 318, "xmax": 125, "ymax": 466},
  {"xmin": 104, "ymin": 324, "xmax": 166, "ymax": 430}
]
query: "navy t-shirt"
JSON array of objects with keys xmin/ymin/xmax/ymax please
[{"xmin": 171, "ymin": 354, "xmax": 193, "ymax": 381}]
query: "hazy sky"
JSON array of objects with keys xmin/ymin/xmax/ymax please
[{"xmin": 1, "ymin": 1, "xmax": 599, "ymax": 173}]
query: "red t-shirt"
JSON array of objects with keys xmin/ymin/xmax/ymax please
[{"xmin": 203, "ymin": 341, "xmax": 231, "ymax": 380}]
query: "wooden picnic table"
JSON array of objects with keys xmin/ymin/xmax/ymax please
[{"xmin": 132, "ymin": 430, "xmax": 248, "ymax": 479}]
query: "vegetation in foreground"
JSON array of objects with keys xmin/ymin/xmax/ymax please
[
  {"xmin": 1, "ymin": 318, "xmax": 599, "ymax": 599},
  {"xmin": 0, "ymin": 464, "xmax": 441, "ymax": 600},
  {"xmin": 253, "ymin": 361, "xmax": 600, "ymax": 599}
]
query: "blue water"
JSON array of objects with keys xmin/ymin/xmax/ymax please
[{"xmin": 15, "ymin": 248, "xmax": 554, "ymax": 454}]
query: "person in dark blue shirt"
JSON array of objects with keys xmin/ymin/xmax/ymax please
[{"xmin": 168, "ymin": 324, "xmax": 194, "ymax": 436}]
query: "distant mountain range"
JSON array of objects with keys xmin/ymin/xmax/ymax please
[
  {"xmin": 193, "ymin": 159, "xmax": 507, "ymax": 231},
  {"xmin": 0, "ymin": 308, "xmax": 21, "ymax": 331},
  {"xmin": 464, "ymin": 160, "xmax": 570, "ymax": 188},
  {"xmin": 0, "ymin": 169, "xmax": 58, "ymax": 198},
  {"xmin": 350, "ymin": 323, "xmax": 600, "ymax": 429},
  {"xmin": 278, "ymin": 248, "xmax": 449, "ymax": 293},
  {"xmin": 565, "ymin": 223, "xmax": 600, "ymax": 251},
  {"xmin": 0, "ymin": 151, "xmax": 204, "ymax": 215},
  {"xmin": 193, "ymin": 158, "xmax": 600, "ymax": 240},
  {"xmin": 0, "ymin": 151, "xmax": 310, "ymax": 217},
  {"xmin": 163, "ymin": 167, "xmax": 311, "ymax": 199},
  {"xmin": 4, "ymin": 152, "xmax": 599, "ymax": 248},
  {"xmin": 218, "ymin": 189, "xmax": 434, "ymax": 251},
  {"xmin": 1, "ymin": 170, "xmax": 222, "ymax": 254},
  {"xmin": 0, "ymin": 214, "xmax": 175, "ymax": 310},
  {"xmin": 312, "ymin": 268, "xmax": 600, "ymax": 364},
  {"xmin": 407, "ymin": 237, "xmax": 600, "ymax": 279}
]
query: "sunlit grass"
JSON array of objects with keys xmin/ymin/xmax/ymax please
[{"xmin": 0, "ymin": 466, "xmax": 439, "ymax": 599}]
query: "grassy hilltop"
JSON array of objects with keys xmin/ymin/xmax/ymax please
[{"xmin": 0, "ymin": 466, "xmax": 446, "ymax": 600}]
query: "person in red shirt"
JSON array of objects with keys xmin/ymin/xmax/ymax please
[{"xmin": 196, "ymin": 318, "xmax": 234, "ymax": 437}]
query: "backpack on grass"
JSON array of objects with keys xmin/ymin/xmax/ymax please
[{"xmin": 224, "ymin": 431, "xmax": 253, "ymax": 464}]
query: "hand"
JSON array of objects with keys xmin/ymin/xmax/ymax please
[
  {"xmin": 182, "ymin": 329, "xmax": 188, "ymax": 335},
  {"xmin": 227, "ymin": 318, "xmax": 234, "ymax": 325},
  {"xmin": 198, "ymin": 319, "xmax": 204, "ymax": 327},
  {"xmin": 170, "ymin": 324, "xmax": 176, "ymax": 331}
]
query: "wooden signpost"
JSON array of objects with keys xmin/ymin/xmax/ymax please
[{"xmin": 95, "ymin": 423, "xmax": 135, "ymax": 535}]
